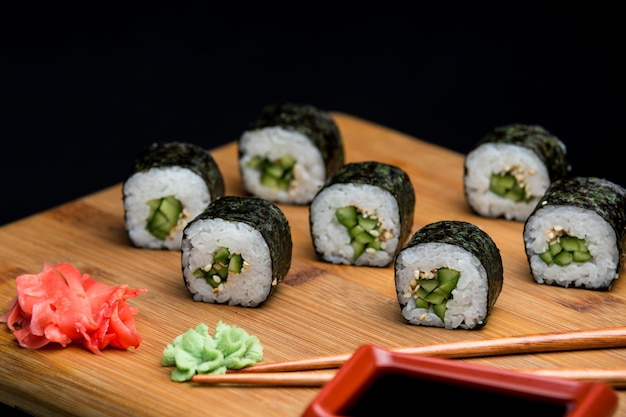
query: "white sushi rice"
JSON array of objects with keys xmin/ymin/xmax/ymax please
[
  {"xmin": 395, "ymin": 242, "xmax": 489, "ymax": 329},
  {"xmin": 181, "ymin": 218, "xmax": 273, "ymax": 307},
  {"xmin": 123, "ymin": 166, "xmax": 212, "ymax": 250},
  {"xmin": 523, "ymin": 205, "xmax": 619, "ymax": 289},
  {"xmin": 464, "ymin": 142, "xmax": 551, "ymax": 221},
  {"xmin": 310, "ymin": 183, "xmax": 400, "ymax": 267},
  {"xmin": 239, "ymin": 126, "xmax": 326, "ymax": 204}
]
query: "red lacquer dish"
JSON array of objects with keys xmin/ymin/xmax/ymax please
[{"xmin": 303, "ymin": 345, "xmax": 619, "ymax": 417}]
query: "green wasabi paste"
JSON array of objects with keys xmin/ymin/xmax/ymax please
[{"xmin": 161, "ymin": 321, "xmax": 263, "ymax": 382}]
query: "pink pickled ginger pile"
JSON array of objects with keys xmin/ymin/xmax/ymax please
[{"xmin": 0, "ymin": 262, "xmax": 147, "ymax": 354}]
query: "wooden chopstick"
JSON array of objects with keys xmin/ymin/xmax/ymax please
[
  {"xmin": 517, "ymin": 368, "xmax": 626, "ymax": 388},
  {"xmin": 192, "ymin": 370, "xmax": 337, "ymax": 386},
  {"xmin": 232, "ymin": 326, "xmax": 626, "ymax": 373},
  {"xmin": 192, "ymin": 368, "xmax": 626, "ymax": 388}
]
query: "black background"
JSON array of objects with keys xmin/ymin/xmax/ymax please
[{"xmin": 2, "ymin": 2, "xmax": 624, "ymax": 226}]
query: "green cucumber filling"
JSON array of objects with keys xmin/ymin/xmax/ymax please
[
  {"xmin": 246, "ymin": 154, "xmax": 296, "ymax": 191},
  {"xmin": 146, "ymin": 195, "xmax": 185, "ymax": 240},
  {"xmin": 193, "ymin": 247, "xmax": 247, "ymax": 293},
  {"xmin": 335, "ymin": 206, "xmax": 391, "ymax": 260},
  {"xmin": 410, "ymin": 267, "xmax": 460, "ymax": 322},
  {"xmin": 489, "ymin": 167, "xmax": 533, "ymax": 202},
  {"xmin": 538, "ymin": 229, "xmax": 591, "ymax": 266}
]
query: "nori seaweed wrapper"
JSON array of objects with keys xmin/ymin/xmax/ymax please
[
  {"xmin": 526, "ymin": 176, "xmax": 626, "ymax": 278},
  {"xmin": 184, "ymin": 196, "xmax": 292, "ymax": 295},
  {"xmin": 322, "ymin": 161, "xmax": 416, "ymax": 253},
  {"xmin": 243, "ymin": 102, "xmax": 344, "ymax": 178},
  {"xmin": 126, "ymin": 141, "xmax": 225, "ymax": 198},
  {"xmin": 470, "ymin": 124, "xmax": 571, "ymax": 181},
  {"xmin": 399, "ymin": 220, "xmax": 504, "ymax": 327}
]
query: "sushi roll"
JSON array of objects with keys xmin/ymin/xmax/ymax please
[
  {"xmin": 309, "ymin": 161, "xmax": 415, "ymax": 267},
  {"xmin": 523, "ymin": 176, "xmax": 626, "ymax": 290},
  {"xmin": 464, "ymin": 124, "xmax": 570, "ymax": 221},
  {"xmin": 123, "ymin": 142, "xmax": 225, "ymax": 250},
  {"xmin": 394, "ymin": 220, "xmax": 503, "ymax": 329},
  {"xmin": 238, "ymin": 102, "xmax": 344, "ymax": 205},
  {"xmin": 181, "ymin": 196, "xmax": 292, "ymax": 307}
]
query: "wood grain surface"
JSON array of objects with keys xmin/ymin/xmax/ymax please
[{"xmin": 1, "ymin": 113, "xmax": 624, "ymax": 416}]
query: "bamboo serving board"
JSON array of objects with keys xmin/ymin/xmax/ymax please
[{"xmin": 1, "ymin": 113, "xmax": 624, "ymax": 417}]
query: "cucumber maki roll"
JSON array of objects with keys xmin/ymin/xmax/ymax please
[
  {"xmin": 238, "ymin": 102, "xmax": 344, "ymax": 205},
  {"xmin": 181, "ymin": 196, "xmax": 292, "ymax": 307},
  {"xmin": 123, "ymin": 142, "xmax": 225, "ymax": 250},
  {"xmin": 394, "ymin": 220, "xmax": 503, "ymax": 329},
  {"xmin": 523, "ymin": 176, "xmax": 626, "ymax": 290},
  {"xmin": 309, "ymin": 161, "xmax": 415, "ymax": 267},
  {"xmin": 464, "ymin": 124, "xmax": 570, "ymax": 221}
]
